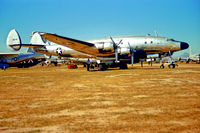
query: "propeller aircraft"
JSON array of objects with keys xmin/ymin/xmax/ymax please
[{"xmin": 7, "ymin": 29, "xmax": 189, "ymax": 70}]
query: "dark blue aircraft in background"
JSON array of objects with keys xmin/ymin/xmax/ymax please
[{"xmin": 0, "ymin": 48, "xmax": 44, "ymax": 70}]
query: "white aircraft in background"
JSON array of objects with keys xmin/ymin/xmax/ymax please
[{"xmin": 7, "ymin": 29, "xmax": 189, "ymax": 70}]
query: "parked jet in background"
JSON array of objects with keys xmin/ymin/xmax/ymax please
[
  {"xmin": 7, "ymin": 29, "xmax": 189, "ymax": 70},
  {"xmin": 0, "ymin": 48, "xmax": 44, "ymax": 70}
]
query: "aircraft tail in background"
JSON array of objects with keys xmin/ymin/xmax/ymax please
[
  {"xmin": 7, "ymin": 29, "xmax": 21, "ymax": 51},
  {"xmin": 7, "ymin": 29, "xmax": 47, "ymax": 52}
]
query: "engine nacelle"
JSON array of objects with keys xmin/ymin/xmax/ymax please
[
  {"xmin": 95, "ymin": 44, "xmax": 104, "ymax": 49},
  {"xmin": 119, "ymin": 47, "xmax": 130, "ymax": 54},
  {"xmin": 103, "ymin": 43, "xmax": 112, "ymax": 50},
  {"xmin": 7, "ymin": 29, "xmax": 21, "ymax": 51},
  {"xmin": 95, "ymin": 42, "xmax": 113, "ymax": 50}
]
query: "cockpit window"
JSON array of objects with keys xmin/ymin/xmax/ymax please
[
  {"xmin": 167, "ymin": 38, "xmax": 176, "ymax": 41},
  {"xmin": 96, "ymin": 42, "xmax": 104, "ymax": 44}
]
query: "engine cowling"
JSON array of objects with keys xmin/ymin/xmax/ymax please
[
  {"xmin": 119, "ymin": 47, "xmax": 130, "ymax": 54},
  {"xmin": 103, "ymin": 43, "xmax": 112, "ymax": 50},
  {"xmin": 95, "ymin": 42, "xmax": 113, "ymax": 50}
]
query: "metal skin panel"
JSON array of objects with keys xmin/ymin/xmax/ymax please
[
  {"xmin": 42, "ymin": 45, "xmax": 92, "ymax": 58},
  {"xmin": 40, "ymin": 33, "xmax": 186, "ymax": 60},
  {"xmin": 90, "ymin": 36, "xmax": 182, "ymax": 53},
  {"xmin": 34, "ymin": 34, "xmax": 188, "ymax": 63},
  {"xmin": 7, "ymin": 29, "xmax": 188, "ymax": 63}
]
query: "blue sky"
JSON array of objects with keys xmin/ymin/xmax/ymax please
[{"xmin": 0, "ymin": 0, "xmax": 200, "ymax": 55}]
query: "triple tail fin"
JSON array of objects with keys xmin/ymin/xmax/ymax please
[
  {"xmin": 30, "ymin": 32, "xmax": 47, "ymax": 45},
  {"xmin": 7, "ymin": 29, "xmax": 47, "ymax": 52},
  {"xmin": 7, "ymin": 29, "xmax": 21, "ymax": 51}
]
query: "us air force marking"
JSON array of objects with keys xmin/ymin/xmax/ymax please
[{"xmin": 56, "ymin": 47, "xmax": 62, "ymax": 55}]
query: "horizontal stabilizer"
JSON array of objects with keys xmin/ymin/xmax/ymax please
[
  {"xmin": 21, "ymin": 44, "xmax": 45, "ymax": 48},
  {"xmin": 7, "ymin": 29, "xmax": 47, "ymax": 52}
]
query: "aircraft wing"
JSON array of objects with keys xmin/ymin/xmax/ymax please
[
  {"xmin": 0, "ymin": 53, "xmax": 19, "ymax": 59},
  {"xmin": 41, "ymin": 33, "xmax": 113, "ymax": 57}
]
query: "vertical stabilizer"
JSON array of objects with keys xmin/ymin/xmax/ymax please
[
  {"xmin": 27, "ymin": 48, "xmax": 34, "ymax": 53},
  {"xmin": 30, "ymin": 32, "xmax": 46, "ymax": 45},
  {"xmin": 7, "ymin": 29, "xmax": 21, "ymax": 51}
]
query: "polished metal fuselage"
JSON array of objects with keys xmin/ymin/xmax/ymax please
[{"xmin": 33, "ymin": 35, "xmax": 184, "ymax": 61}]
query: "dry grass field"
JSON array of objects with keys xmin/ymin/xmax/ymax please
[{"xmin": 0, "ymin": 63, "xmax": 199, "ymax": 133}]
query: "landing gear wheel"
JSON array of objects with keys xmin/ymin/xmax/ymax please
[
  {"xmin": 3, "ymin": 66, "xmax": 6, "ymax": 70},
  {"xmin": 99, "ymin": 63, "xmax": 107, "ymax": 71},
  {"xmin": 160, "ymin": 64, "xmax": 164, "ymax": 69},
  {"xmin": 168, "ymin": 64, "xmax": 175, "ymax": 69},
  {"xmin": 120, "ymin": 63, "xmax": 128, "ymax": 69}
]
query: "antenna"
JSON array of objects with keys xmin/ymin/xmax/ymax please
[
  {"xmin": 189, "ymin": 46, "xmax": 192, "ymax": 57},
  {"xmin": 154, "ymin": 30, "xmax": 158, "ymax": 37}
]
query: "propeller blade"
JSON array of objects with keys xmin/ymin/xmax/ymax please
[
  {"xmin": 131, "ymin": 51, "xmax": 134, "ymax": 66},
  {"xmin": 128, "ymin": 42, "xmax": 135, "ymax": 66},
  {"xmin": 110, "ymin": 37, "xmax": 120, "ymax": 63},
  {"xmin": 118, "ymin": 39, "xmax": 123, "ymax": 46},
  {"xmin": 110, "ymin": 37, "xmax": 116, "ymax": 48}
]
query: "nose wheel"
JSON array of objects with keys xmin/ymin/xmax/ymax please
[
  {"xmin": 160, "ymin": 64, "xmax": 164, "ymax": 69},
  {"xmin": 168, "ymin": 63, "xmax": 178, "ymax": 69},
  {"xmin": 160, "ymin": 63, "xmax": 178, "ymax": 69},
  {"xmin": 168, "ymin": 63, "xmax": 175, "ymax": 69}
]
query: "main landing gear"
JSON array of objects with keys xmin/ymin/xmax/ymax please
[
  {"xmin": 159, "ymin": 51, "xmax": 178, "ymax": 69},
  {"xmin": 160, "ymin": 62, "xmax": 178, "ymax": 69}
]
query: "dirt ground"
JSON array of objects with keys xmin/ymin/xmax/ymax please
[{"xmin": 0, "ymin": 63, "xmax": 199, "ymax": 133}]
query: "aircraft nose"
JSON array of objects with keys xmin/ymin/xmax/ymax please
[{"xmin": 180, "ymin": 42, "xmax": 189, "ymax": 50}]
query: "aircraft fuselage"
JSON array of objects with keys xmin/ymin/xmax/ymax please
[{"xmin": 34, "ymin": 35, "xmax": 188, "ymax": 62}]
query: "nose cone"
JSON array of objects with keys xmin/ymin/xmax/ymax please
[{"xmin": 180, "ymin": 42, "xmax": 189, "ymax": 50}]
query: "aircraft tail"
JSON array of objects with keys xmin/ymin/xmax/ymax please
[
  {"xmin": 30, "ymin": 32, "xmax": 46, "ymax": 45},
  {"xmin": 27, "ymin": 48, "xmax": 34, "ymax": 53},
  {"xmin": 7, "ymin": 29, "xmax": 22, "ymax": 51},
  {"xmin": 7, "ymin": 29, "xmax": 47, "ymax": 52}
]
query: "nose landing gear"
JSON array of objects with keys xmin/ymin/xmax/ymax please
[{"xmin": 160, "ymin": 62, "xmax": 178, "ymax": 69}]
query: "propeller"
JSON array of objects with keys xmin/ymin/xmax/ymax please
[
  {"xmin": 110, "ymin": 37, "xmax": 122, "ymax": 63},
  {"xmin": 128, "ymin": 42, "xmax": 136, "ymax": 66}
]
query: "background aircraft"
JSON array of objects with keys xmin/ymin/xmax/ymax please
[
  {"xmin": 0, "ymin": 48, "xmax": 44, "ymax": 70},
  {"xmin": 7, "ymin": 29, "xmax": 189, "ymax": 70}
]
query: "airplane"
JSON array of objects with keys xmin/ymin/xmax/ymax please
[
  {"xmin": 0, "ymin": 48, "xmax": 44, "ymax": 70},
  {"xmin": 187, "ymin": 54, "xmax": 200, "ymax": 64},
  {"xmin": 7, "ymin": 29, "xmax": 189, "ymax": 70}
]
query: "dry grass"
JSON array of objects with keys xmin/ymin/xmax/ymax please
[{"xmin": 0, "ymin": 63, "xmax": 200, "ymax": 133}]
